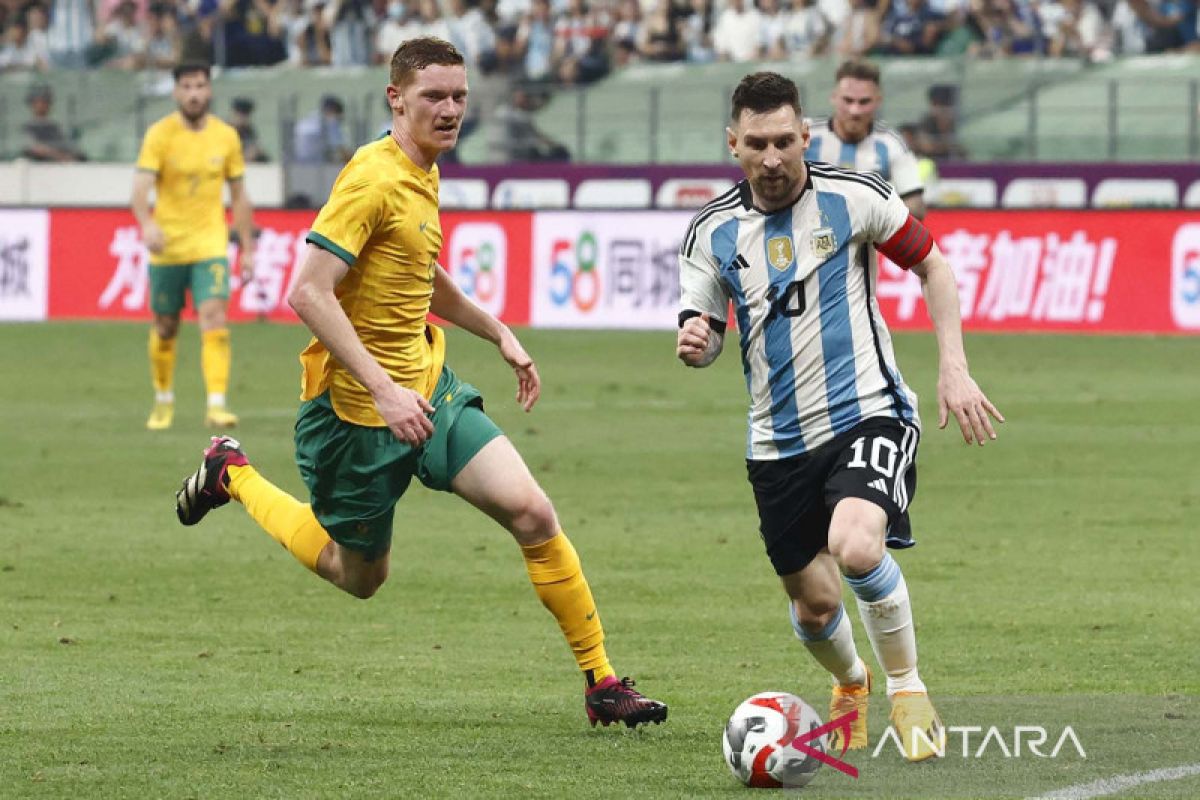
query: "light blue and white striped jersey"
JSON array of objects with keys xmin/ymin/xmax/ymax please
[
  {"xmin": 805, "ymin": 118, "xmax": 923, "ymax": 199},
  {"xmin": 679, "ymin": 165, "xmax": 921, "ymax": 460}
]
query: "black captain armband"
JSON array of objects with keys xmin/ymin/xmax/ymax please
[{"xmin": 678, "ymin": 309, "xmax": 727, "ymax": 334}]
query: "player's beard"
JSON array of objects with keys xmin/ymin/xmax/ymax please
[
  {"xmin": 753, "ymin": 172, "xmax": 799, "ymax": 207},
  {"xmin": 179, "ymin": 98, "xmax": 210, "ymax": 124}
]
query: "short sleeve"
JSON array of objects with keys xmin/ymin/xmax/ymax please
[
  {"xmin": 889, "ymin": 141, "xmax": 923, "ymax": 197},
  {"xmin": 678, "ymin": 223, "xmax": 730, "ymax": 325},
  {"xmin": 305, "ymin": 160, "xmax": 384, "ymax": 266},
  {"xmin": 867, "ymin": 186, "xmax": 911, "ymax": 245},
  {"xmin": 135, "ymin": 124, "xmax": 164, "ymax": 173},
  {"xmin": 225, "ymin": 127, "xmax": 245, "ymax": 181}
]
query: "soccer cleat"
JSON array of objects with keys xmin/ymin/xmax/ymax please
[
  {"xmin": 146, "ymin": 401, "xmax": 175, "ymax": 431},
  {"xmin": 828, "ymin": 661, "xmax": 872, "ymax": 752},
  {"xmin": 889, "ymin": 691, "xmax": 946, "ymax": 763},
  {"xmin": 175, "ymin": 436, "xmax": 249, "ymax": 526},
  {"xmin": 205, "ymin": 406, "xmax": 239, "ymax": 428},
  {"xmin": 585, "ymin": 676, "xmax": 668, "ymax": 729}
]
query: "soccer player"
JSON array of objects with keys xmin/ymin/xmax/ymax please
[
  {"xmin": 676, "ymin": 72, "xmax": 1002, "ymax": 761},
  {"xmin": 806, "ymin": 59, "xmax": 926, "ymax": 219},
  {"xmin": 132, "ymin": 62, "xmax": 255, "ymax": 431},
  {"xmin": 173, "ymin": 38, "xmax": 667, "ymax": 729}
]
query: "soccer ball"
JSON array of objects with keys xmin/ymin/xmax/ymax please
[{"xmin": 722, "ymin": 691, "xmax": 826, "ymax": 789}]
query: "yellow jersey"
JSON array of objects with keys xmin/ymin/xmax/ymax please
[
  {"xmin": 135, "ymin": 112, "xmax": 244, "ymax": 265},
  {"xmin": 300, "ymin": 135, "xmax": 446, "ymax": 427}
]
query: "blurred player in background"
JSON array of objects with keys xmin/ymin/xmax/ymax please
[
  {"xmin": 806, "ymin": 59, "xmax": 927, "ymax": 219},
  {"xmin": 132, "ymin": 62, "xmax": 256, "ymax": 431},
  {"xmin": 677, "ymin": 72, "xmax": 1002, "ymax": 761},
  {"xmin": 173, "ymin": 38, "xmax": 667, "ymax": 729}
]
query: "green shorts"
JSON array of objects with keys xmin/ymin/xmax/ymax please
[
  {"xmin": 294, "ymin": 365, "xmax": 503, "ymax": 559},
  {"xmin": 149, "ymin": 257, "xmax": 230, "ymax": 315}
]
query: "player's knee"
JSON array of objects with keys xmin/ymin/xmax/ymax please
[
  {"xmin": 793, "ymin": 597, "xmax": 841, "ymax": 634},
  {"xmin": 339, "ymin": 556, "xmax": 389, "ymax": 599},
  {"xmin": 155, "ymin": 318, "xmax": 179, "ymax": 339},
  {"xmin": 831, "ymin": 534, "xmax": 885, "ymax": 576},
  {"xmin": 508, "ymin": 492, "xmax": 558, "ymax": 545}
]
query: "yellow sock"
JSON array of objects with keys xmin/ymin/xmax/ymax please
[
  {"xmin": 201, "ymin": 328, "xmax": 231, "ymax": 400},
  {"xmin": 149, "ymin": 330, "xmax": 177, "ymax": 395},
  {"xmin": 521, "ymin": 532, "xmax": 614, "ymax": 683},
  {"xmin": 227, "ymin": 464, "xmax": 330, "ymax": 573}
]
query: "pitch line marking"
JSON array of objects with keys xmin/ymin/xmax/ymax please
[{"xmin": 1029, "ymin": 763, "xmax": 1200, "ymax": 800}]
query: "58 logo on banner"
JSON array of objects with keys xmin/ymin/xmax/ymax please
[
  {"xmin": 549, "ymin": 230, "xmax": 600, "ymax": 312},
  {"xmin": 448, "ymin": 222, "xmax": 507, "ymax": 316}
]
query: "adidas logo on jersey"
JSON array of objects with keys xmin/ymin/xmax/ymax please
[{"xmin": 868, "ymin": 478, "xmax": 888, "ymax": 494}]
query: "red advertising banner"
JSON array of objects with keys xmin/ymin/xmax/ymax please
[
  {"xmin": 882, "ymin": 210, "xmax": 1200, "ymax": 334},
  {"xmin": 47, "ymin": 209, "xmax": 533, "ymax": 325},
  {"xmin": 39, "ymin": 208, "xmax": 1200, "ymax": 334}
]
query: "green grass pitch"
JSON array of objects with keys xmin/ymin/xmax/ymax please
[{"xmin": 2, "ymin": 322, "xmax": 1198, "ymax": 799}]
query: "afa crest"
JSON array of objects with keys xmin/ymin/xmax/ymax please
[
  {"xmin": 767, "ymin": 236, "xmax": 794, "ymax": 271},
  {"xmin": 811, "ymin": 227, "xmax": 837, "ymax": 259}
]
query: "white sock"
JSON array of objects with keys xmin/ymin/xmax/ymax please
[
  {"xmin": 846, "ymin": 553, "xmax": 926, "ymax": 697},
  {"xmin": 155, "ymin": 390, "xmax": 174, "ymax": 404},
  {"xmin": 207, "ymin": 392, "xmax": 226, "ymax": 408},
  {"xmin": 791, "ymin": 602, "xmax": 868, "ymax": 687}
]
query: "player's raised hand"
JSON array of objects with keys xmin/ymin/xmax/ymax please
[
  {"xmin": 498, "ymin": 328, "xmax": 540, "ymax": 412},
  {"xmin": 677, "ymin": 312, "xmax": 712, "ymax": 366},
  {"xmin": 938, "ymin": 366, "xmax": 1004, "ymax": 446},
  {"xmin": 374, "ymin": 383, "xmax": 435, "ymax": 446},
  {"xmin": 141, "ymin": 221, "xmax": 166, "ymax": 254}
]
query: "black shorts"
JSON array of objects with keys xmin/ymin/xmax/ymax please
[{"xmin": 746, "ymin": 417, "xmax": 920, "ymax": 577}]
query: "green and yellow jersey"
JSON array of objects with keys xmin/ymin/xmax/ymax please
[
  {"xmin": 135, "ymin": 113, "xmax": 245, "ymax": 265},
  {"xmin": 300, "ymin": 135, "xmax": 446, "ymax": 427}
]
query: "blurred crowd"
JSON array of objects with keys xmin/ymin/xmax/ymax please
[{"xmin": 1, "ymin": 0, "xmax": 1198, "ymax": 77}]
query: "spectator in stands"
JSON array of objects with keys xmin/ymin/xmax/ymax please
[
  {"xmin": 89, "ymin": 0, "xmax": 144, "ymax": 67},
  {"xmin": 231, "ymin": 96, "xmax": 270, "ymax": 161},
  {"xmin": 1039, "ymin": 0, "xmax": 1108, "ymax": 59},
  {"xmin": 23, "ymin": 2, "xmax": 54, "ymax": 66},
  {"xmin": 969, "ymin": 0, "xmax": 1041, "ymax": 56},
  {"xmin": 20, "ymin": 83, "xmax": 86, "ymax": 161},
  {"xmin": 712, "ymin": 0, "xmax": 763, "ymax": 61},
  {"xmin": 1119, "ymin": 0, "xmax": 1196, "ymax": 52},
  {"xmin": 413, "ymin": 0, "xmax": 452, "ymax": 41},
  {"xmin": 291, "ymin": 0, "xmax": 331, "ymax": 64},
  {"xmin": 914, "ymin": 82, "xmax": 967, "ymax": 159},
  {"xmin": 47, "ymin": 0, "xmax": 96, "ymax": 67},
  {"xmin": 323, "ymin": 0, "xmax": 372, "ymax": 65},
  {"xmin": 680, "ymin": 0, "xmax": 715, "ymax": 61},
  {"xmin": 880, "ymin": 0, "xmax": 947, "ymax": 54},
  {"xmin": 611, "ymin": 0, "xmax": 641, "ymax": 56},
  {"xmin": 221, "ymin": 0, "xmax": 287, "ymax": 66},
  {"xmin": 143, "ymin": 1, "xmax": 181, "ymax": 68},
  {"xmin": 488, "ymin": 83, "xmax": 570, "ymax": 161},
  {"xmin": 835, "ymin": 0, "xmax": 880, "ymax": 57},
  {"xmin": 514, "ymin": 0, "xmax": 554, "ymax": 80},
  {"xmin": 373, "ymin": 0, "xmax": 418, "ymax": 63},
  {"xmin": 758, "ymin": 0, "xmax": 788, "ymax": 59},
  {"xmin": 447, "ymin": 0, "xmax": 499, "ymax": 72},
  {"xmin": 0, "ymin": 11, "xmax": 49, "ymax": 70},
  {"xmin": 782, "ymin": 0, "xmax": 832, "ymax": 59},
  {"xmin": 637, "ymin": 0, "xmax": 683, "ymax": 62},
  {"xmin": 292, "ymin": 93, "xmax": 352, "ymax": 163},
  {"xmin": 554, "ymin": 0, "xmax": 610, "ymax": 84},
  {"xmin": 179, "ymin": 0, "xmax": 219, "ymax": 63}
]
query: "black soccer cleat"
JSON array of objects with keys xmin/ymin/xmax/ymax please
[
  {"xmin": 175, "ymin": 436, "xmax": 249, "ymax": 526},
  {"xmin": 585, "ymin": 676, "xmax": 668, "ymax": 729}
]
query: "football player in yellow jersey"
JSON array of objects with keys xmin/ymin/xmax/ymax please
[
  {"xmin": 173, "ymin": 38, "xmax": 667, "ymax": 729},
  {"xmin": 132, "ymin": 62, "xmax": 256, "ymax": 431}
]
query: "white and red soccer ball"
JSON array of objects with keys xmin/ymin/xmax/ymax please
[{"xmin": 722, "ymin": 691, "xmax": 827, "ymax": 789}]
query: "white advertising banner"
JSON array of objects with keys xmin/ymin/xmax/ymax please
[
  {"xmin": 531, "ymin": 211, "xmax": 694, "ymax": 329},
  {"xmin": 0, "ymin": 209, "xmax": 50, "ymax": 322}
]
